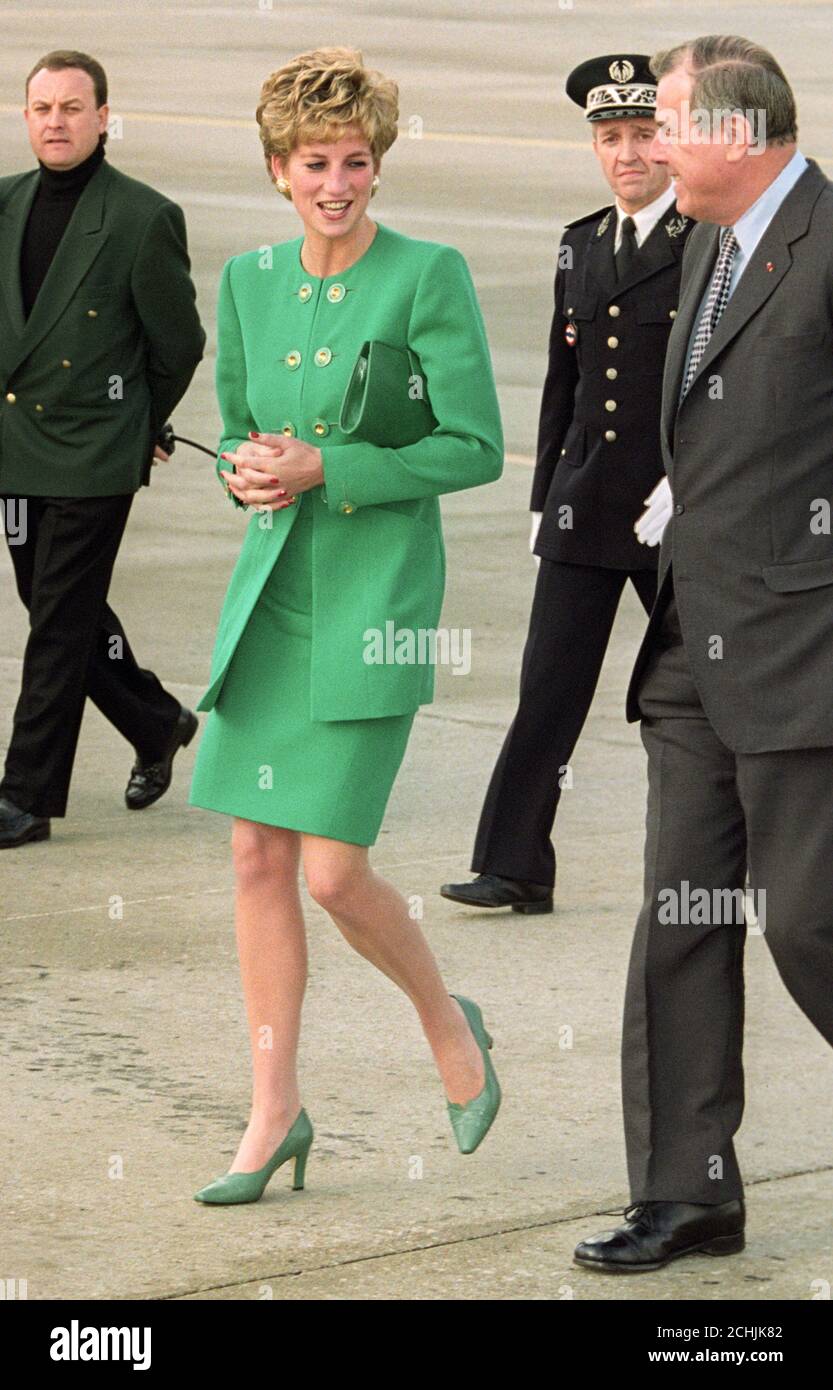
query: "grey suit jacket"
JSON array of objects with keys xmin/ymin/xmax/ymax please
[{"xmin": 625, "ymin": 158, "xmax": 833, "ymax": 753}]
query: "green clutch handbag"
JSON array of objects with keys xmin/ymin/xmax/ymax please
[{"xmin": 338, "ymin": 340, "xmax": 437, "ymax": 447}]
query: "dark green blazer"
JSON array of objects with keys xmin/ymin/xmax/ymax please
[
  {"xmin": 0, "ymin": 158, "xmax": 205, "ymax": 495},
  {"xmin": 197, "ymin": 221, "xmax": 504, "ymax": 722}
]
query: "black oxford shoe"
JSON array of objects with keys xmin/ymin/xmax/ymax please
[
  {"xmin": 125, "ymin": 707, "xmax": 199, "ymax": 810},
  {"xmin": 574, "ymin": 1199, "xmax": 746, "ymax": 1273},
  {"xmin": 0, "ymin": 795, "xmax": 50, "ymax": 849},
  {"xmin": 439, "ymin": 872, "xmax": 553, "ymax": 914}
]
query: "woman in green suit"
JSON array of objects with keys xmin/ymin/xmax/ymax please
[{"xmin": 189, "ymin": 47, "xmax": 505, "ymax": 1204}]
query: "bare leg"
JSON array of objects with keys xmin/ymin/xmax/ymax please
[
  {"xmin": 301, "ymin": 834, "xmax": 485, "ymax": 1104},
  {"xmin": 227, "ymin": 818, "xmax": 307, "ymax": 1172}
]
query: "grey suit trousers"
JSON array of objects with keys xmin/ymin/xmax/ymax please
[{"xmin": 623, "ymin": 582, "xmax": 833, "ymax": 1203}]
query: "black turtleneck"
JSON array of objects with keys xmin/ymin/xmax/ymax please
[{"xmin": 20, "ymin": 136, "xmax": 106, "ymax": 319}]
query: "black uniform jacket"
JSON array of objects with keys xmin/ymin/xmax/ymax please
[{"xmin": 531, "ymin": 199, "xmax": 696, "ymax": 570}]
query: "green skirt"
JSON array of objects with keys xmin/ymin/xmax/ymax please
[{"xmin": 188, "ymin": 492, "xmax": 416, "ymax": 845}]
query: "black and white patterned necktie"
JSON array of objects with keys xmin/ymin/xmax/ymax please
[{"xmin": 679, "ymin": 227, "xmax": 738, "ymax": 402}]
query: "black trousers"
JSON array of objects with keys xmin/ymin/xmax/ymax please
[
  {"xmin": 624, "ymin": 589, "xmax": 833, "ymax": 1203},
  {"xmin": 0, "ymin": 493, "xmax": 182, "ymax": 818},
  {"xmin": 470, "ymin": 558, "xmax": 657, "ymax": 887}
]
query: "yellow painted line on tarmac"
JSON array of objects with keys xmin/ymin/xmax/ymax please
[
  {"xmin": 507, "ymin": 452, "xmax": 534, "ymax": 467},
  {"xmin": 0, "ymin": 104, "xmax": 587, "ymax": 150},
  {"xmin": 3, "ymin": 104, "xmax": 831, "ymax": 168},
  {"xmin": 405, "ymin": 129, "xmax": 586, "ymax": 151}
]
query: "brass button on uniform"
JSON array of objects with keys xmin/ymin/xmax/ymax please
[
  {"xmin": 285, "ymin": 350, "xmax": 301, "ymax": 369},
  {"xmin": 669, "ymin": 309, "xmax": 677, "ymax": 319},
  {"xmin": 566, "ymin": 306, "xmax": 574, "ymax": 316},
  {"xmin": 339, "ymin": 501, "xmax": 355, "ymax": 514},
  {"xmin": 298, "ymin": 283, "xmax": 313, "ymax": 302},
  {"xmin": 608, "ymin": 305, "xmax": 621, "ymax": 317},
  {"xmin": 606, "ymin": 367, "xmax": 618, "ymax": 380},
  {"xmin": 281, "ymin": 421, "xmax": 296, "ymax": 436},
  {"xmin": 327, "ymin": 283, "xmax": 345, "ymax": 302},
  {"xmin": 61, "ymin": 359, "xmax": 71, "ymax": 368},
  {"xmin": 314, "ymin": 346, "xmax": 332, "ymax": 366},
  {"xmin": 86, "ymin": 309, "xmax": 98, "ymax": 318},
  {"xmin": 607, "ymin": 336, "xmax": 619, "ymax": 349},
  {"xmin": 605, "ymin": 399, "xmax": 617, "ymax": 412},
  {"xmin": 604, "ymin": 429, "xmax": 617, "ymax": 442},
  {"xmin": 312, "ymin": 419, "xmax": 330, "ymax": 437},
  {"xmin": 35, "ymin": 403, "xmax": 44, "ymax": 412},
  {"xmin": 5, "ymin": 392, "xmax": 16, "ymax": 404}
]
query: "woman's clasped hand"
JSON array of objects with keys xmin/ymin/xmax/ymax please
[{"xmin": 220, "ymin": 432, "xmax": 324, "ymax": 509}]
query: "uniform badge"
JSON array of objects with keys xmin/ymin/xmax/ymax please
[
  {"xmin": 609, "ymin": 59, "xmax": 635, "ymax": 83},
  {"xmin": 665, "ymin": 214, "xmax": 689, "ymax": 238},
  {"xmin": 596, "ymin": 209, "xmax": 612, "ymax": 238},
  {"xmin": 565, "ymin": 321, "xmax": 578, "ymax": 347}
]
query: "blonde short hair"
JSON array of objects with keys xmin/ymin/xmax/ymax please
[{"xmin": 256, "ymin": 46, "xmax": 399, "ymax": 182}]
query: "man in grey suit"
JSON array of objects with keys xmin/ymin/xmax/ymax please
[{"xmin": 574, "ymin": 35, "xmax": 833, "ymax": 1272}]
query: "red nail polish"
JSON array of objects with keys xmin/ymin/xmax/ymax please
[{"xmin": 249, "ymin": 431, "xmax": 260, "ymax": 438}]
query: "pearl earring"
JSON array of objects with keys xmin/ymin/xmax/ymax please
[
  {"xmin": 276, "ymin": 176, "xmax": 292, "ymax": 200},
  {"xmin": 370, "ymin": 175, "xmax": 380, "ymax": 198}
]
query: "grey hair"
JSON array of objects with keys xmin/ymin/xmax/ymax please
[{"xmin": 650, "ymin": 35, "xmax": 797, "ymax": 145}]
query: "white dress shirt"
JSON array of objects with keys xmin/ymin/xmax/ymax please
[{"xmin": 614, "ymin": 182, "xmax": 677, "ymax": 251}]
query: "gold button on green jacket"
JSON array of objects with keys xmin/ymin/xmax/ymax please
[
  {"xmin": 0, "ymin": 159, "xmax": 205, "ymax": 495},
  {"xmin": 197, "ymin": 221, "xmax": 504, "ymax": 722}
]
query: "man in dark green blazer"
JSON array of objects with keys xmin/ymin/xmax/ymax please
[{"xmin": 0, "ymin": 50, "xmax": 206, "ymax": 848}]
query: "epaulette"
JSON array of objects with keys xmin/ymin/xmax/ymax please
[{"xmin": 562, "ymin": 204, "xmax": 614, "ymax": 232}]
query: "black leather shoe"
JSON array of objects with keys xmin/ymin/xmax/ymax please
[
  {"xmin": 0, "ymin": 795, "xmax": 50, "ymax": 849},
  {"xmin": 439, "ymin": 873, "xmax": 553, "ymax": 914},
  {"xmin": 574, "ymin": 1200, "xmax": 745, "ymax": 1273},
  {"xmin": 125, "ymin": 706, "xmax": 199, "ymax": 810}
]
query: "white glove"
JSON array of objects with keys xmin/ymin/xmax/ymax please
[
  {"xmin": 635, "ymin": 476, "xmax": 672, "ymax": 547},
  {"xmin": 530, "ymin": 511, "xmax": 542, "ymax": 568}
]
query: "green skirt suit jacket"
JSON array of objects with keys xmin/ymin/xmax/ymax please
[{"xmin": 188, "ymin": 220, "xmax": 503, "ymax": 844}]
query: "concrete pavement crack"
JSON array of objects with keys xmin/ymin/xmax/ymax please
[{"xmin": 152, "ymin": 1160, "xmax": 833, "ymax": 1300}]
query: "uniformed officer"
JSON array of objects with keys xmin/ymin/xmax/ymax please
[{"xmin": 441, "ymin": 54, "xmax": 695, "ymax": 913}]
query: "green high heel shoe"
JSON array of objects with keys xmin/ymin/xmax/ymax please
[
  {"xmin": 193, "ymin": 1108, "xmax": 313, "ymax": 1205},
  {"xmin": 446, "ymin": 994, "xmax": 501, "ymax": 1155}
]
